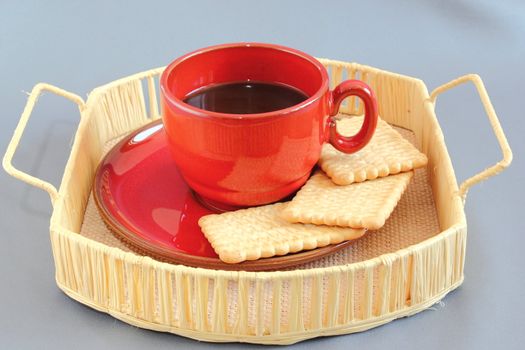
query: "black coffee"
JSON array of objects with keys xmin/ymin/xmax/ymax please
[{"xmin": 183, "ymin": 81, "xmax": 308, "ymax": 114}]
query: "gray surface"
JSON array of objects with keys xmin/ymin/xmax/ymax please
[{"xmin": 1, "ymin": 0, "xmax": 524, "ymax": 348}]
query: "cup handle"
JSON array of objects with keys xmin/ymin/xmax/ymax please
[{"xmin": 327, "ymin": 80, "xmax": 378, "ymax": 153}]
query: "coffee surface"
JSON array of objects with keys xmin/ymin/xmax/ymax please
[{"xmin": 183, "ymin": 81, "xmax": 308, "ymax": 114}]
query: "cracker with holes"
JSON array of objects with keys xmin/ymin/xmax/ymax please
[
  {"xmin": 282, "ymin": 170, "xmax": 413, "ymax": 230},
  {"xmin": 198, "ymin": 203, "xmax": 365, "ymax": 264},
  {"xmin": 320, "ymin": 115, "xmax": 427, "ymax": 185}
]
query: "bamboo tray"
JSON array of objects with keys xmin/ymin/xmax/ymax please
[{"xmin": 3, "ymin": 59, "xmax": 512, "ymax": 345}]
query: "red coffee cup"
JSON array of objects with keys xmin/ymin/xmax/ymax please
[{"xmin": 161, "ymin": 43, "xmax": 378, "ymax": 210}]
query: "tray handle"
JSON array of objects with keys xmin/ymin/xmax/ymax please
[
  {"xmin": 2, "ymin": 83, "xmax": 85, "ymax": 205},
  {"xmin": 429, "ymin": 74, "xmax": 513, "ymax": 201}
]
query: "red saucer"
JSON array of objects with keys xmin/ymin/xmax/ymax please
[{"xmin": 93, "ymin": 120, "xmax": 353, "ymax": 271}]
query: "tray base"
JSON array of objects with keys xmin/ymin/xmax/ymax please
[{"xmin": 81, "ymin": 123, "xmax": 440, "ymax": 270}]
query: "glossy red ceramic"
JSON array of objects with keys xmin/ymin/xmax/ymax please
[
  {"xmin": 161, "ymin": 43, "xmax": 378, "ymax": 208},
  {"xmin": 94, "ymin": 121, "xmax": 216, "ymax": 259},
  {"xmin": 93, "ymin": 121, "xmax": 355, "ymax": 271}
]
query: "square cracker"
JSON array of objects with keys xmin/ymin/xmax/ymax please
[
  {"xmin": 282, "ymin": 170, "xmax": 413, "ymax": 230},
  {"xmin": 198, "ymin": 203, "xmax": 365, "ymax": 264},
  {"xmin": 320, "ymin": 115, "xmax": 427, "ymax": 185}
]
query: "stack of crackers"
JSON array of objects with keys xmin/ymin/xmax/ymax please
[{"xmin": 199, "ymin": 116, "xmax": 428, "ymax": 264}]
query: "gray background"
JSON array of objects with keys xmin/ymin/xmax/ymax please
[{"xmin": 1, "ymin": 1, "xmax": 523, "ymax": 349}]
